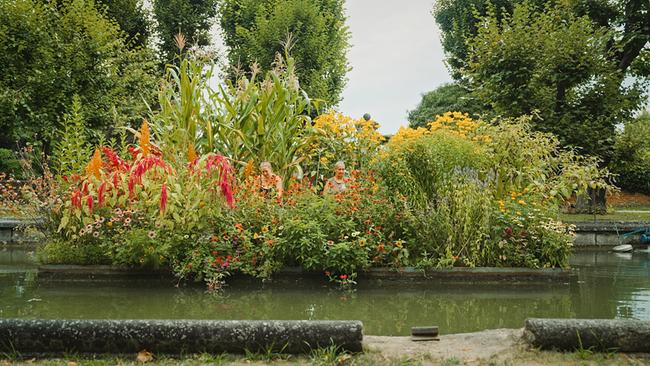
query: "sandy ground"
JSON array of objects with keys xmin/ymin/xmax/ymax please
[{"xmin": 365, "ymin": 328, "xmax": 522, "ymax": 363}]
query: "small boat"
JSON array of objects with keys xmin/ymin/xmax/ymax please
[{"xmin": 612, "ymin": 244, "xmax": 633, "ymax": 253}]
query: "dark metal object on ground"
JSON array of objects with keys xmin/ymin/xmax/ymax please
[{"xmin": 411, "ymin": 326, "xmax": 439, "ymax": 341}]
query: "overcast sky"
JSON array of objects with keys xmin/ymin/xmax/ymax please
[
  {"xmin": 209, "ymin": 0, "xmax": 452, "ymax": 134},
  {"xmin": 338, "ymin": 0, "xmax": 452, "ymax": 134}
]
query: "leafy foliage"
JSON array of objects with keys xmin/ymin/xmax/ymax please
[
  {"xmin": 52, "ymin": 96, "xmax": 92, "ymax": 176},
  {"xmin": 218, "ymin": 0, "xmax": 350, "ymax": 107},
  {"xmin": 153, "ymin": 51, "xmax": 318, "ymax": 181},
  {"xmin": 611, "ymin": 111, "xmax": 650, "ymax": 194},
  {"xmin": 98, "ymin": 0, "xmax": 151, "ymax": 48},
  {"xmin": 408, "ymin": 83, "xmax": 486, "ymax": 128},
  {"xmin": 433, "ymin": 0, "xmax": 525, "ymax": 79},
  {"xmin": 434, "ymin": 0, "xmax": 650, "ymax": 81},
  {"xmin": 153, "ymin": 0, "xmax": 218, "ymax": 64},
  {"xmin": 0, "ymin": 0, "xmax": 158, "ymax": 152},
  {"xmin": 464, "ymin": 2, "xmax": 644, "ymax": 162}
]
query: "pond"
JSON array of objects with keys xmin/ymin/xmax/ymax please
[{"xmin": 1, "ymin": 248, "xmax": 649, "ymax": 336}]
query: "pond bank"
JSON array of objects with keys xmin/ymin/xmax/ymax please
[{"xmin": 2, "ymin": 329, "xmax": 648, "ymax": 365}]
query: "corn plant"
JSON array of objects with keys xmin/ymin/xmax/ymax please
[
  {"xmin": 152, "ymin": 47, "xmax": 318, "ymax": 182},
  {"xmin": 205, "ymin": 52, "xmax": 318, "ymax": 180}
]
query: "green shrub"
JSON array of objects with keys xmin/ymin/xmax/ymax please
[
  {"xmin": 0, "ymin": 148, "xmax": 22, "ymax": 177},
  {"xmin": 38, "ymin": 238, "xmax": 110, "ymax": 265}
]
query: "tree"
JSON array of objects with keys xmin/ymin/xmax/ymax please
[
  {"xmin": 434, "ymin": 0, "xmax": 649, "ymax": 81},
  {"xmin": 463, "ymin": 3, "xmax": 645, "ymax": 162},
  {"xmin": 611, "ymin": 111, "xmax": 650, "ymax": 194},
  {"xmin": 98, "ymin": 0, "xmax": 151, "ymax": 48},
  {"xmin": 153, "ymin": 0, "xmax": 218, "ymax": 64},
  {"xmin": 408, "ymin": 83, "xmax": 486, "ymax": 128},
  {"xmin": 0, "ymin": 0, "xmax": 158, "ymax": 152},
  {"xmin": 218, "ymin": 0, "xmax": 350, "ymax": 107}
]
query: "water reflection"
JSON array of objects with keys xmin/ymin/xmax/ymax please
[{"xmin": 1, "ymin": 248, "xmax": 649, "ymax": 335}]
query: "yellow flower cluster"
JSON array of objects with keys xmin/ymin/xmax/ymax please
[
  {"xmin": 388, "ymin": 111, "xmax": 491, "ymax": 149},
  {"xmin": 308, "ymin": 111, "xmax": 385, "ymax": 171},
  {"xmin": 430, "ymin": 112, "xmax": 492, "ymax": 143},
  {"xmin": 389, "ymin": 126, "xmax": 429, "ymax": 146},
  {"xmin": 314, "ymin": 112, "xmax": 385, "ymax": 144}
]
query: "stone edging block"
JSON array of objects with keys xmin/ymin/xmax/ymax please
[
  {"xmin": 0, "ymin": 319, "xmax": 363, "ymax": 356},
  {"xmin": 524, "ymin": 318, "xmax": 650, "ymax": 352}
]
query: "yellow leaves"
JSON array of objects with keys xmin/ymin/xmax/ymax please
[
  {"xmin": 137, "ymin": 350, "xmax": 153, "ymax": 363},
  {"xmin": 139, "ymin": 120, "xmax": 151, "ymax": 157},
  {"xmin": 85, "ymin": 148, "xmax": 102, "ymax": 179}
]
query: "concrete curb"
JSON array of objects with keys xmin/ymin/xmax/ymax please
[
  {"xmin": 35, "ymin": 265, "xmax": 574, "ymax": 283},
  {"xmin": 523, "ymin": 318, "xmax": 650, "ymax": 352},
  {"xmin": 0, "ymin": 319, "xmax": 363, "ymax": 356}
]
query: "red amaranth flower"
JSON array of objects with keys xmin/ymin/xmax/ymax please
[
  {"xmin": 87, "ymin": 195, "xmax": 94, "ymax": 212},
  {"xmin": 160, "ymin": 182, "xmax": 168, "ymax": 213},
  {"xmin": 71, "ymin": 189, "xmax": 82, "ymax": 209},
  {"xmin": 102, "ymin": 147, "xmax": 130, "ymax": 172},
  {"xmin": 97, "ymin": 182, "xmax": 107, "ymax": 206}
]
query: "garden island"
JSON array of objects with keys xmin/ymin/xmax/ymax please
[{"xmin": 0, "ymin": 0, "xmax": 649, "ymax": 364}]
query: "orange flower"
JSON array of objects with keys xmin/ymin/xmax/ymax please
[
  {"xmin": 187, "ymin": 143, "xmax": 197, "ymax": 163},
  {"xmin": 139, "ymin": 120, "xmax": 151, "ymax": 156},
  {"xmin": 243, "ymin": 159, "xmax": 255, "ymax": 180},
  {"xmin": 85, "ymin": 148, "xmax": 102, "ymax": 179}
]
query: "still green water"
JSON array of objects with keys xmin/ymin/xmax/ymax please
[{"xmin": 1, "ymin": 248, "xmax": 649, "ymax": 336}]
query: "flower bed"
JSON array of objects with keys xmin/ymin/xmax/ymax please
[{"xmin": 0, "ymin": 54, "xmax": 612, "ymax": 289}]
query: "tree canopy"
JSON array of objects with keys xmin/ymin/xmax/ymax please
[
  {"xmin": 153, "ymin": 0, "xmax": 218, "ymax": 64},
  {"xmin": 0, "ymin": 0, "xmax": 158, "ymax": 151},
  {"xmin": 450, "ymin": 1, "xmax": 647, "ymax": 162},
  {"xmin": 218, "ymin": 0, "xmax": 350, "ymax": 107},
  {"xmin": 408, "ymin": 83, "xmax": 486, "ymax": 128},
  {"xmin": 434, "ymin": 0, "xmax": 649, "ymax": 81},
  {"xmin": 98, "ymin": 0, "xmax": 151, "ymax": 48}
]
